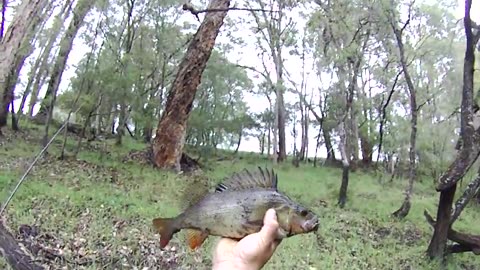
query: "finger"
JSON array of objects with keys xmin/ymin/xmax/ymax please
[{"xmin": 259, "ymin": 209, "xmax": 281, "ymax": 242}]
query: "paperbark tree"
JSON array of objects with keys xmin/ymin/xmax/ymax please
[
  {"xmin": 0, "ymin": 0, "xmax": 50, "ymax": 132},
  {"xmin": 152, "ymin": 0, "xmax": 231, "ymax": 172}
]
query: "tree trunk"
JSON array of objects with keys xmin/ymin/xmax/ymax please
[
  {"xmin": 337, "ymin": 122, "xmax": 350, "ymax": 208},
  {"xmin": 267, "ymin": 121, "xmax": 271, "ymax": 156},
  {"xmin": 38, "ymin": 0, "xmax": 94, "ymax": 146},
  {"xmin": 2, "ymin": 2, "xmax": 54, "ymax": 124},
  {"xmin": 391, "ymin": 18, "xmax": 418, "ymax": 219},
  {"xmin": 303, "ymin": 111, "xmax": 309, "ymax": 160},
  {"xmin": 427, "ymin": 0, "xmax": 479, "ymax": 259},
  {"xmin": 299, "ymin": 106, "xmax": 309, "ymax": 161},
  {"xmin": 324, "ymin": 128, "xmax": 336, "ymax": 161},
  {"xmin": 152, "ymin": 0, "xmax": 231, "ymax": 172},
  {"xmin": 0, "ymin": 0, "xmax": 6, "ymax": 39},
  {"xmin": 0, "ymin": 0, "xmax": 50, "ymax": 129},
  {"xmin": 292, "ymin": 113, "xmax": 299, "ymax": 167},
  {"xmin": 20, "ymin": 0, "xmax": 73, "ymax": 117},
  {"xmin": 313, "ymin": 127, "xmax": 321, "ymax": 167},
  {"xmin": 36, "ymin": 0, "xmax": 94, "ymax": 121},
  {"xmin": 234, "ymin": 132, "xmax": 242, "ymax": 154},
  {"xmin": 115, "ymin": 102, "xmax": 127, "ymax": 145},
  {"xmin": 0, "ymin": 222, "xmax": 44, "ymax": 270},
  {"xmin": 144, "ymin": 126, "xmax": 152, "ymax": 143},
  {"xmin": 277, "ymin": 87, "xmax": 287, "ymax": 161},
  {"xmin": 273, "ymin": 42, "xmax": 286, "ymax": 162},
  {"xmin": 427, "ymin": 185, "xmax": 457, "ymax": 259},
  {"xmin": 451, "ymin": 174, "xmax": 480, "ymax": 223},
  {"xmin": 10, "ymin": 100, "xmax": 18, "ymax": 131},
  {"xmin": 349, "ymin": 112, "xmax": 360, "ymax": 162},
  {"xmin": 260, "ymin": 132, "xmax": 265, "ymax": 155},
  {"xmin": 360, "ymin": 133, "xmax": 373, "ymax": 165}
]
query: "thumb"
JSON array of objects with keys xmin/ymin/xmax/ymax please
[{"xmin": 259, "ymin": 209, "xmax": 280, "ymax": 242}]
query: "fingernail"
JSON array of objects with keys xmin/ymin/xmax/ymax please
[{"xmin": 269, "ymin": 208, "xmax": 277, "ymax": 221}]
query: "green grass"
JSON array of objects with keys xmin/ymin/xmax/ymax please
[{"xmin": 0, "ymin": 125, "xmax": 479, "ymax": 269}]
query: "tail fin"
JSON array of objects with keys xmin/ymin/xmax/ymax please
[{"xmin": 152, "ymin": 217, "xmax": 176, "ymax": 249}]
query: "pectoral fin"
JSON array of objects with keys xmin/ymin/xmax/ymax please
[{"xmin": 186, "ymin": 229, "xmax": 209, "ymax": 250}]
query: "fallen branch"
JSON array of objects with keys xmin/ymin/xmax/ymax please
[
  {"xmin": 424, "ymin": 210, "xmax": 480, "ymax": 255},
  {"xmin": 0, "ymin": 221, "xmax": 44, "ymax": 270}
]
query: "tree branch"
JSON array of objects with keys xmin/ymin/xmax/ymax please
[
  {"xmin": 376, "ymin": 68, "xmax": 403, "ymax": 162},
  {"xmin": 182, "ymin": 3, "xmax": 278, "ymax": 21},
  {"xmin": 450, "ymin": 173, "xmax": 480, "ymax": 224},
  {"xmin": 424, "ymin": 210, "xmax": 480, "ymax": 255}
]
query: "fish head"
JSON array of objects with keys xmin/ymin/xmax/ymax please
[
  {"xmin": 288, "ymin": 205, "xmax": 319, "ymax": 235},
  {"xmin": 275, "ymin": 200, "xmax": 319, "ymax": 237}
]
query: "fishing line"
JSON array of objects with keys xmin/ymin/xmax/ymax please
[{"xmin": 0, "ymin": 105, "xmax": 83, "ymax": 216}]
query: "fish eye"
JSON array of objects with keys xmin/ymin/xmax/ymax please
[{"xmin": 300, "ymin": 209, "xmax": 308, "ymax": 217}]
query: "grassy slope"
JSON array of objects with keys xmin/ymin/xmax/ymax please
[{"xmin": 0, "ymin": 124, "xmax": 479, "ymax": 269}]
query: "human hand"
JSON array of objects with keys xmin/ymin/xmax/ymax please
[{"xmin": 212, "ymin": 209, "xmax": 282, "ymax": 270}]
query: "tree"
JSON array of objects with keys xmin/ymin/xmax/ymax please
[
  {"xmin": 17, "ymin": 0, "xmax": 74, "ymax": 119},
  {"xmin": 247, "ymin": 0, "xmax": 297, "ymax": 162},
  {"xmin": 35, "ymin": 0, "xmax": 95, "ymax": 147},
  {"xmin": 388, "ymin": 2, "xmax": 418, "ymax": 219},
  {"xmin": 0, "ymin": 0, "xmax": 51, "ymax": 133},
  {"xmin": 427, "ymin": 0, "xmax": 480, "ymax": 260},
  {"xmin": 152, "ymin": 0, "xmax": 231, "ymax": 172}
]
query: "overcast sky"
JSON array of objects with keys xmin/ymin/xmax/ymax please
[{"xmin": 7, "ymin": 0, "xmax": 480, "ymax": 158}]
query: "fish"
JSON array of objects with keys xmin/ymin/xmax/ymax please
[{"xmin": 152, "ymin": 167, "xmax": 319, "ymax": 250}]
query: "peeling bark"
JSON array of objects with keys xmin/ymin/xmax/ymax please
[
  {"xmin": 0, "ymin": 0, "xmax": 50, "ymax": 129},
  {"xmin": 152, "ymin": 0, "xmax": 231, "ymax": 172}
]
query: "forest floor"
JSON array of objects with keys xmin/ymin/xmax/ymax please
[{"xmin": 0, "ymin": 123, "xmax": 480, "ymax": 269}]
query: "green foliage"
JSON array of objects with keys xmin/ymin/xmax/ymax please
[
  {"xmin": 186, "ymin": 50, "xmax": 254, "ymax": 150},
  {"xmin": 1, "ymin": 128, "xmax": 480, "ymax": 269}
]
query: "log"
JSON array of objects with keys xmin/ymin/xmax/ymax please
[
  {"xmin": 424, "ymin": 210, "xmax": 480, "ymax": 255},
  {"xmin": 0, "ymin": 221, "xmax": 44, "ymax": 270}
]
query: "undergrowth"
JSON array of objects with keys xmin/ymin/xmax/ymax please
[{"xmin": 0, "ymin": 124, "xmax": 479, "ymax": 269}]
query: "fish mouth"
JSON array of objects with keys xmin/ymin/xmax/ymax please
[{"xmin": 303, "ymin": 218, "xmax": 320, "ymax": 232}]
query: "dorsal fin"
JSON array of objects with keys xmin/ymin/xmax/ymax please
[
  {"xmin": 215, "ymin": 167, "xmax": 278, "ymax": 192},
  {"xmin": 179, "ymin": 174, "xmax": 212, "ymax": 209}
]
